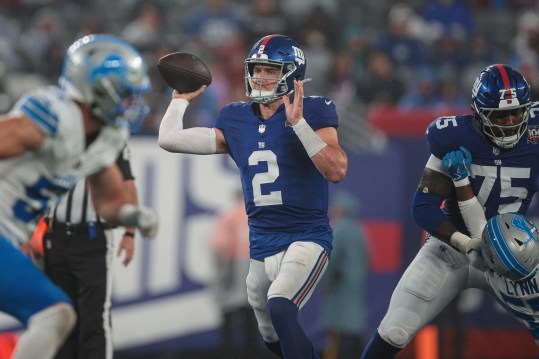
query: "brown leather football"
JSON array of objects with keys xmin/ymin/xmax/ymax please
[{"xmin": 157, "ymin": 52, "xmax": 212, "ymax": 93}]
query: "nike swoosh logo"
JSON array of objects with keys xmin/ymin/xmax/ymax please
[{"xmin": 325, "ymin": 100, "xmax": 332, "ymax": 105}]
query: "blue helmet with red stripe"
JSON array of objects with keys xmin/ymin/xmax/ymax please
[
  {"xmin": 244, "ymin": 34, "xmax": 306, "ymax": 104},
  {"xmin": 481, "ymin": 212, "xmax": 539, "ymax": 282},
  {"xmin": 472, "ymin": 64, "xmax": 532, "ymax": 148}
]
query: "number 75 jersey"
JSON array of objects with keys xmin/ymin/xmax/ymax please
[
  {"xmin": 427, "ymin": 102, "xmax": 539, "ymax": 230},
  {"xmin": 215, "ymin": 96, "xmax": 338, "ymax": 233}
]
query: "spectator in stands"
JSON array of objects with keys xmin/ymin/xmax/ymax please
[
  {"xmin": 302, "ymin": 28, "xmax": 333, "ymax": 94},
  {"xmin": 16, "ymin": 7, "xmax": 68, "ymax": 81},
  {"xmin": 0, "ymin": 11, "xmax": 21, "ymax": 72},
  {"xmin": 397, "ymin": 68, "xmax": 441, "ymax": 109},
  {"xmin": 509, "ymin": 10, "xmax": 539, "ymax": 70},
  {"xmin": 357, "ymin": 50, "xmax": 405, "ymax": 106},
  {"xmin": 329, "ymin": 50, "xmax": 359, "ymax": 112},
  {"xmin": 511, "ymin": 10, "xmax": 539, "ymax": 57},
  {"xmin": 245, "ymin": 0, "xmax": 290, "ymax": 48},
  {"xmin": 185, "ymin": 0, "xmax": 246, "ymax": 52},
  {"xmin": 121, "ymin": 3, "xmax": 163, "ymax": 52},
  {"xmin": 297, "ymin": 5, "xmax": 339, "ymax": 51},
  {"xmin": 422, "ymin": 0, "xmax": 475, "ymax": 42},
  {"xmin": 427, "ymin": 29, "xmax": 470, "ymax": 71},
  {"xmin": 466, "ymin": 31, "xmax": 496, "ymax": 68},
  {"xmin": 321, "ymin": 190, "xmax": 369, "ymax": 359},
  {"xmin": 375, "ymin": 3, "xmax": 427, "ymax": 83},
  {"xmin": 436, "ymin": 69, "xmax": 469, "ymax": 110},
  {"xmin": 341, "ymin": 24, "xmax": 372, "ymax": 80}
]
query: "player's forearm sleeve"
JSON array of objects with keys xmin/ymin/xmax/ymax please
[
  {"xmin": 158, "ymin": 98, "xmax": 217, "ymax": 154},
  {"xmin": 458, "ymin": 196, "xmax": 486, "ymax": 240},
  {"xmin": 412, "ymin": 189, "xmax": 448, "ymax": 234}
]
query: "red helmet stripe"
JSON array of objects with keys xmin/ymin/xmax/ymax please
[
  {"xmin": 496, "ymin": 64, "xmax": 511, "ymax": 90},
  {"xmin": 260, "ymin": 34, "xmax": 276, "ymax": 47},
  {"xmin": 255, "ymin": 35, "xmax": 276, "ymax": 58}
]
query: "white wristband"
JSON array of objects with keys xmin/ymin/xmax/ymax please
[
  {"xmin": 292, "ymin": 118, "xmax": 327, "ymax": 157},
  {"xmin": 449, "ymin": 231, "xmax": 472, "ymax": 253},
  {"xmin": 453, "ymin": 177, "xmax": 470, "ymax": 187}
]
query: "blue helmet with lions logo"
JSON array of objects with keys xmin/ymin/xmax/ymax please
[
  {"xmin": 244, "ymin": 34, "xmax": 306, "ymax": 104},
  {"xmin": 471, "ymin": 64, "xmax": 532, "ymax": 149}
]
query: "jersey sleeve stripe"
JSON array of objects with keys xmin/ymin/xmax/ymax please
[{"xmin": 21, "ymin": 97, "xmax": 59, "ymax": 135}]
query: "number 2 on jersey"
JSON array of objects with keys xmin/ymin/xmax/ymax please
[{"xmin": 249, "ymin": 150, "xmax": 283, "ymax": 206}]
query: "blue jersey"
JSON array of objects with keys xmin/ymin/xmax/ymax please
[
  {"xmin": 215, "ymin": 96, "xmax": 338, "ymax": 259},
  {"xmin": 427, "ymin": 102, "xmax": 539, "ymax": 233}
]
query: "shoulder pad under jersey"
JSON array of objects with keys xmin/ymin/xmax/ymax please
[{"xmin": 426, "ymin": 114, "xmax": 476, "ymax": 159}]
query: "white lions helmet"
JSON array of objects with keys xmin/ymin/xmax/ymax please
[
  {"xmin": 481, "ymin": 212, "xmax": 539, "ymax": 281},
  {"xmin": 59, "ymin": 34, "xmax": 151, "ymax": 129}
]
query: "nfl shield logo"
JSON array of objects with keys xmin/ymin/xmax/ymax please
[
  {"xmin": 259, "ymin": 125, "xmax": 266, "ymax": 133},
  {"xmin": 493, "ymin": 147, "xmax": 500, "ymax": 155}
]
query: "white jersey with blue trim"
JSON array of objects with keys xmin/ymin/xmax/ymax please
[
  {"xmin": 485, "ymin": 270, "xmax": 539, "ymax": 343},
  {"xmin": 0, "ymin": 86, "xmax": 126, "ymax": 245}
]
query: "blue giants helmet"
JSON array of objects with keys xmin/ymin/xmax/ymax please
[
  {"xmin": 471, "ymin": 64, "xmax": 532, "ymax": 149},
  {"xmin": 244, "ymin": 34, "xmax": 306, "ymax": 104},
  {"xmin": 59, "ymin": 34, "xmax": 151, "ymax": 129},
  {"xmin": 481, "ymin": 213, "xmax": 539, "ymax": 281}
]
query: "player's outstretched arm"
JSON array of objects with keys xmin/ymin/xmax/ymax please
[
  {"xmin": 283, "ymin": 79, "xmax": 347, "ymax": 183},
  {"xmin": 117, "ymin": 178, "xmax": 137, "ymax": 266},
  {"xmin": 0, "ymin": 115, "xmax": 45, "ymax": 158},
  {"xmin": 414, "ymin": 164, "xmax": 482, "ymax": 262},
  {"xmin": 442, "ymin": 147, "xmax": 486, "ymax": 244},
  {"xmin": 88, "ymin": 165, "xmax": 158, "ymax": 238},
  {"xmin": 157, "ymin": 86, "xmax": 228, "ymax": 155}
]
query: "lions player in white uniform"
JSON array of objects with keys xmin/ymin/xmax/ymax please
[{"xmin": 0, "ymin": 34, "xmax": 158, "ymax": 359}]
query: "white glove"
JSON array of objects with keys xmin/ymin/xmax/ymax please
[
  {"xmin": 450, "ymin": 231, "xmax": 481, "ymax": 253},
  {"xmin": 118, "ymin": 204, "xmax": 158, "ymax": 238}
]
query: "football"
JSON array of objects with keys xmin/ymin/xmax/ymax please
[{"xmin": 157, "ymin": 52, "xmax": 212, "ymax": 93}]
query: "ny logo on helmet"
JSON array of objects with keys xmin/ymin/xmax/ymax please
[{"xmin": 292, "ymin": 46, "xmax": 305, "ymax": 66}]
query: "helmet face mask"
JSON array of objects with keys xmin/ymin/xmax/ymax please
[
  {"xmin": 472, "ymin": 64, "xmax": 532, "ymax": 149},
  {"xmin": 60, "ymin": 34, "xmax": 151, "ymax": 129},
  {"xmin": 244, "ymin": 34, "xmax": 306, "ymax": 104},
  {"xmin": 481, "ymin": 213, "xmax": 539, "ymax": 281}
]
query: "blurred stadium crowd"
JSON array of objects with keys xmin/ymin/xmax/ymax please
[{"xmin": 0, "ymin": 0, "xmax": 538, "ymax": 148}]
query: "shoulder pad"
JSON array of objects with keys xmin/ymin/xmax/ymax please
[
  {"xmin": 13, "ymin": 86, "xmax": 69, "ymax": 136},
  {"xmin": 426, "ymin": 115, "xmax": 473, "ymax": 159}
]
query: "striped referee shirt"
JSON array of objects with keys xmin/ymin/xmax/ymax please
[{"xmin": 49, "ymin": 146, "xmax": 134, "ymax": 224}]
